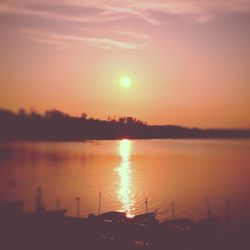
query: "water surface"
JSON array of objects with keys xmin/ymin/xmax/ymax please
[{"xmin": 0, "ymin": 139, "xmax": 249, "ymax": 223}]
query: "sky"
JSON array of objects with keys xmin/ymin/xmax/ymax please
[{"xmin": 0, "ymin": 0, "xmax": 250, "ymax": 128}]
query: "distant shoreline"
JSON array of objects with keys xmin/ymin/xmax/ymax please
[
  {"xmin": 1, "ymin": 137, "xmax": 250, "ymax": 142},
  {"xmin": 1, "ymin": 108, "xmax": 250, "ymax": 141}
]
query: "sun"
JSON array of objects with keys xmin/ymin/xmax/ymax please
[{"xmin": 119, "ymin": 76, "xmax": 132, "ymax": 88}]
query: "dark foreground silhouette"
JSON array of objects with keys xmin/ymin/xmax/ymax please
[
  {"xmin": 0, "ymin": 108, "xmax": 249, "ymax": 140},
  {"xmin": 0, "ymin": 201, "xmax": 250, "ymax": 250}
]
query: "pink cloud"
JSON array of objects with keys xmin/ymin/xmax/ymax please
[
  {"xmin": 19, "ymin": 28, "xmax": 148, "ymax": 50},
  {"xmin": 1, "ymin": 1, "xmax": 250, "ymax": 50}
]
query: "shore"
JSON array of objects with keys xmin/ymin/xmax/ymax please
[{"xmin": 1, "ymin": 203, "xmax": 250, "ymax": 250}]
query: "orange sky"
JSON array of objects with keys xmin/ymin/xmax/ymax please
[{"xmin": 0, "ymin": 0, "xmax": 250, "ymax": 128}]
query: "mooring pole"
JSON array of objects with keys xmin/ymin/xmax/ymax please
[
  {"xmin": 172, "ymin": 201, "xmax": 175, "ymax": 219},
  {"xmin": 76, "ymin": 197, "xmax": 80, "ymax": 218},
  {"xmin": 56, "ymin": 198, "xmax": 60, "ymax": 210},
  {"xmin": 225, "ymin": 198, "xmax": 231, "ymax": 226},
  {"xmin": 36, "ymin": 187, "xmax": 45, "ymax": 214},
  {"xmin": 145, "ymin": 198, "xmax": 148, "ymax": 213},
  {"xmin": 98, "ymin": 192, "xmax": 102, "ymax": 215},
  {"xmin": 205, "ymin": 198, "xmax": 212, "ymax": 219}
]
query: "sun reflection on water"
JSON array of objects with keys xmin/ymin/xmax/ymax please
[{"xmin": 116, "ymin": 139, "xmax": 134, "ymax": 217}]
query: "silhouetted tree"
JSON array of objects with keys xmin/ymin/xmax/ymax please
[
  {"xmin": 0, "ymin": 108, "xmax": 249, "ymax": 140},
  {"xmin": 81, "ymin": 113, "xmax": 87, "ymax": 120},
  {"xmin": 45, "ymin": 110, "xmax": 68, "ymax": 119}
]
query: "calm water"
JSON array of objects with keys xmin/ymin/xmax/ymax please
[{"xmin": 0, "ymin": 139, "xmax": 250, "ymax": 223}]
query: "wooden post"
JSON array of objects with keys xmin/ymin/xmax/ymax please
[
  {"xmin": 205, "ymin": 198, "xmax": 212, "ymax": 219},
  {"xmin": 76, "ymin": 197, "xmax": 80, "ymax": 218},
  {"xmin": 225, "ymin": 198, "xmax": 231, "ymax": 226},
  {"xmin": 172, "ymin": 201, "xmax": 175, "ymax": 219},
  {"xmin": 145, "ymin": 198, "xmax": 148, "ymax": 213},
  {"xmin": 36, "ymin": 187, "xmax": 45, "ymax": 214},
  {"xmin": 56, "ymin": 198, "xmax": 60, "ymax": 210},
  {"xmin": 98, "ymin": 192, "xmax": 102, "ymax": 215}
]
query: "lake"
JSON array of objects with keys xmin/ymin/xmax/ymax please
[{"xmin": 0, "ymin": 139, "xmax": 249, "ymax": 224}]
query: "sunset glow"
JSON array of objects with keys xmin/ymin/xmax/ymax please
[
  {"xmin": 0, "ymin": 1, "xmax": 250, "ymax": 246},
  {"xmin": 119, "ymin": 76, "xmax": 132, "ymax": 89},
  {"xmin": 0, "ymin": 1, "xmax": 249, "ymax": 128}
]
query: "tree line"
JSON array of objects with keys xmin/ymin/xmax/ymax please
[{"xmin": 0, "ymin": 108, "xmax": 249, "ymax": 140}]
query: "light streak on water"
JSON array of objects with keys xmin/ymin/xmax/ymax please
[{"xmin": 116, "ymin": 139, "xmax": 134, "ymax": 217}]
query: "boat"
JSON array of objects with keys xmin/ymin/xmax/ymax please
[
  {"xmin": 129, "ymin": 211, "xmax": 158, "ymax": 225},
  {"xmin": 95, "ymin": 211, "xmax": 127, "ymax": 223},
  {"xmin": 160, "ymin": 218, "xmax": 193, "ymax": 231}
]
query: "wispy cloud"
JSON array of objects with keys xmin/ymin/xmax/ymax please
[
  {"xmin": 82, "ymin": 37, "xmax": 147, "ymax": 51},
  {"xmin": 133, "ymin": 0, "xmax": 250, "ymax": 23},
  {"xmin": 2, "ymin": 1, "xmax": 250, "ymax": 23},
  {"xmin": 19, "ymin": 28, "xmax": 147, "ymax": 51},
  {"xmin": 19, "ymin": 28, "xmax": 70, "ymax": 50},
  {"xmin": 111, "ymin": 30, "xmax": 150, "ymax": 40},
  {"xmin": 1, "ymin": 1, "xmax": 250, "ymax": 50}
]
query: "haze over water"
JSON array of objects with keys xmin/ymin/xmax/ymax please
[{"xmin": 0, "ymin": 139, "xmax": 250, "ymax": 224}]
